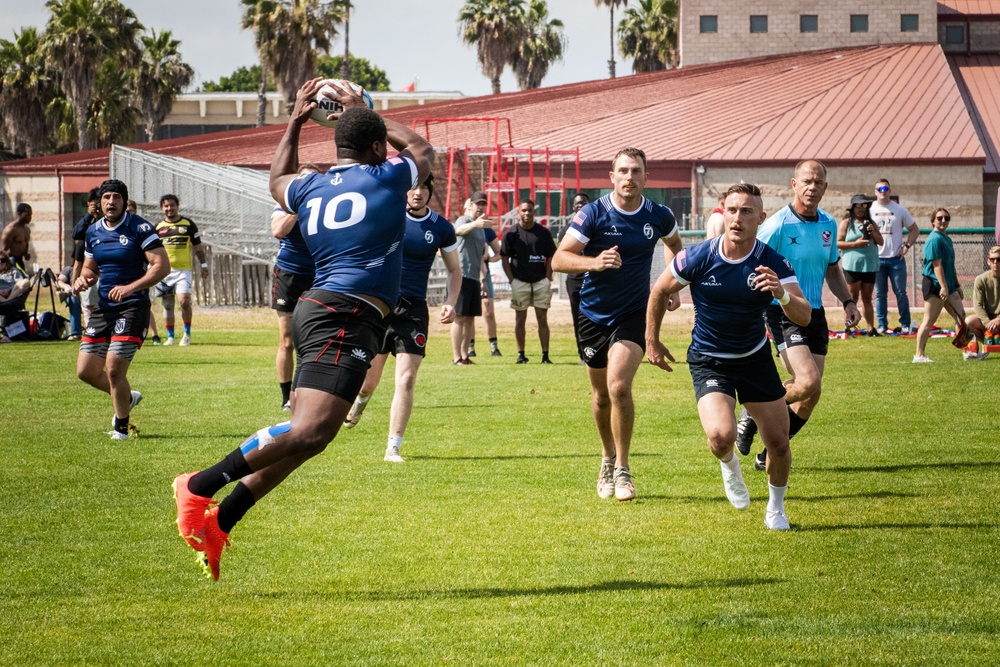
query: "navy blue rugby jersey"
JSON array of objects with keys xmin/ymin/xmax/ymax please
[
  {"xmin": 272, "ymin": 204, "xmax": 315, "ymax": 275},
  {"xmin": 282, "ymin": 157, "xmax": 418, "ymax": 306},
  {"xmin": 84, "ymin": 213, "xmax": 163, "ymax": 308},
  {"xmin": 672, "ymin": 237, "xmax": 797, "ymax": 358},
  {"xmin": 565, "ymin": 195, "xmax": 678, "ymax": 326},
  {"xmin": 400, "ymin": 209, "xmax": 458, "ymax": 301}
]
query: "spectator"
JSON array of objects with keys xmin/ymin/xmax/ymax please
[
  {"xmin": 452, "ymin": 193, "xmax": 492, "ymax": 364},
  {"xmin": 870, "ymin": 179, "xmax": 919, "ymax": 334},
  {"xmin": 470, "ymin": 225, "xmax": 503, "ymax": 358},
  {"xmin": 56, "ymin": 265, "xmax": 83, "ymax": 340},
  {"xmin": 837, "ymin": 194, "xmax": 884, "ymax": 335},
  {"xmin": 964, "ymin": 245, "xmax": 1000, "ymax": 360},
  {"xmin": 1, "ymin": 203, "xmax": 32, "ymax": 272},
  {"xmin": 704, "ymin": 195, "xmax": 726, "ymax": 239},
  {"xmin": 558, "ymin": 193, "xmax": 590, "ymax": 362},
  {"xmin": 914, "ymin": 208, "xmax": 966, "ymax": 363},
  {"xmin": 72, "ymin": 189, "xmax": 101, "ymax": 327},
  {"xmin": 501, "ymin": 200, "xmax": 557, "ymax": 364}
]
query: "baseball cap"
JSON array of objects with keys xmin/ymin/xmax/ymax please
[{"xmin": 470, "ymin": 191, "xmax": 488, "ymax": 203}]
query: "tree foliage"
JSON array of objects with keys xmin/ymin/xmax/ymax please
[
  {"xmin": 617, "ymin": 0, "xmax": 678, "ymax": 73},
  {"xmin": 315, "ymin": 55, "xmax": 390, "ymax": 91},
  {"xmin": 593, "ymin": 0, "xmax": 628, "ymax": 78},
  {"xmin": 201, "ymin": 65, "xmax": 275, "ymax": 93},
  {"xmin": 458, "ymin": 0, "xmax": 527, "ymax": 95},
  {"xmin": 512, "ymin": 1, "xmax": 565, "ymax": 90},
  {"xmin": 0, "ymin": 28, "xmax": 59, "ymax": 157}
]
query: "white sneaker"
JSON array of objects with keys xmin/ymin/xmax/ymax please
[
  {"xmin": 163, "ymin": 337, "xmax": 174, "ymax": 346},
  {"xmin": 614, "ymin": 467, "xmax": 635, "ymax": 502},
  {"xmin": 384, "ymin": 446, "xmax": 405, "ymax": 463},
  {"xmin": 912, "ymin": 355, "xmax": 934, "ymax": 363},
  {"xmin": 765, "ymin": 509, "xmax": 790, "ymax": 531},
  {"xmin": 179, "ymin": 334, "xmax": 191, "ymax": 346},
  {"xmin": 597, "ymin": 458, "xmax": 615, "ymax": 499},
  {"xmin": 110, "ymin": 430, "xmax": 129, "ymax": 441},
  {"xmin": 720, "ymin": 458, "xmax": 750, "ymax": 510},
  {"xmin": 129, "ymin": 390, "xmax": 143, "ymax": 411}
]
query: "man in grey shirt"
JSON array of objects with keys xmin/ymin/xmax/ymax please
[{"xmin": 451, "ymin": 191, "xmax": 494, "ymax": 364}]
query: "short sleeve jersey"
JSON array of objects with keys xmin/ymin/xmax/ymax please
[
  {"xmin": 566, "ymin": 195, "xmax": 678, "ymax": 326},
  {"xmin": 272, "ymin": 204, "xmax": 315, "ymax": 275},
  {"xmin": 156, "ymin": 217, "xmax": 202, "ymax": 271},
  {"xmin": 922, "ymin": 230, "xmax": 959, "ymax": 292},
  {"xmin": 283, "ymin": 157, "xmax": 418, "ymax": 306},
  {"xmin": 672, "ymin": 237, "xmax": 798, "ymax": 358},
  {"xmin": 757, "ymin": 204, "xmax": 839, "ymax": 309},
  {"xmin": 400, "ymin": 209, "xmax": 458, "ymax": 301},
  {"xmin": 455, "ymin": 218, "xmax": 487, "ymax": 280},
  {"xmin": 500, "ymin": 223, "xmax": 557, "ymax": 283},
  {"xmin": 84, "ymin": 213, "xmax": 163, "ymax": 308}
]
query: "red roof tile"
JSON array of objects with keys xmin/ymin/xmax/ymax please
[
  {"xmin": 938, "ymin": 1, "xmax": 1000, "ymax": 16},
  {"xmin": 949, "ymin": 54, "xmax": 1000, "ymax": 173}
]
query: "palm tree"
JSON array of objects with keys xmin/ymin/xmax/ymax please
[
  {"xmin": 241, "ymin": 0, "xmax": 279, "ymax": 127},
  {"xmin": 459, "ymin": 0, "xmax": 527, "ymax": 95},
  {"xmin": 593, "ymin": 0, "xmax": 628, "ymax": 78},
  {"xmin": 241, "ymin": 0, "xmax": 346, "ymax": 117},
  {"xmin": 44, "ymin": 0, "xmax": 142, "ymax": 151},
  {"xmin": 134, "ymin": 29, "xmax": 194, "ymax": 141},
  {"xmin": 87, "ymin": 57, "xmax": 141, "ymax": 147},
  {"xmin": 0, "ymin": 28, "xmax": 55, "ymax": 157},
  {"xmin": 617, "ymin": 0, "xmax": 678, "ymax": 73},
  {"xmin": 512, "ymin": 1, "xmax": 566, "ymax": 90}
]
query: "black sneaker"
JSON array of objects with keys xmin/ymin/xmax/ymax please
[
  {"xmin": 515, "ymin": 354, "xmax": 528, "ymax": 364},
  {"xmin": 491, "ymin": 347, "xmax": 502, "ymax": 357},
  {"xmin": 541, "ymin": 357, "xmax": 553, "ymax": 364},
  {"xmin": 735, "ymin": 407, "xmax": 757, "ymax": 456},
  {"xmin": 754, "ymin": 450, "xmax": 767, "ymax": 471},
  {"xmin": 151, "ymin": 335, "xmax": 162, "ymax": 345},
  {"xmin": 468, "ymin": 348, "xmax": 477, "ymax": 358}
]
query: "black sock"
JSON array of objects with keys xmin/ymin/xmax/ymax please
[
  {"xmin": 217, "ymin": 482, "xmax": 256, "ymax": 533},
  {"xmin": 788, "ymin": 407, "xmax": 808, "ymax": 439},
  {"xmin": 469, "ymin": 338, "xmax": 476, "ymax": 348},
  {"xmin": 114, "ymin": 416, "xmax": 129, "ymax": 434},
  {"xmin": 489, "ymin": 337, "xmax": 498, "ymax": 346},
  {"xmin": 188, "ymin": 448, "xmax": 253, "ymax": 498},
  {"xmin": 280, "ymin": 381, "xmax": 292, "ymax": 404},
  {"xmin": 542, "ymin": 350, "xmax": 549, "ymax": 359}
]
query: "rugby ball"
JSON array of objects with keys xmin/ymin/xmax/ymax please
[{"xmin": 311, "ymin": 79, "xmax": 374, "ymax": 128}]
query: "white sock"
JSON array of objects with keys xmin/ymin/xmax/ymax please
[
  {"xmin": 721, "ymin": 452, "xmax": 740, "ymax": 472},
  {"xmin": 387, "ymin": 435, "xmax": 403, "ymax": 451},
  {"xmin": 767, "ymin": 483, "xmax": 787, "ymax": 513},
  {"xmin": 602, "ymin": 455, "xmax": 615, "ymax": 465}
]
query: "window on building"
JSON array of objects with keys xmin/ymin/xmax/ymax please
[
  {"xmin": 800, "ymin": 15, "xmax": 818, "ymax": 33},
  {"xmin": 700, "ymin": 15, "xmax": 717, "ymax": 33},
  {"xmin": 850, "ymin": 14, "xmax": 869, "ymax": 33},
  {"xmin": 945, "ymin": 25, "xmax": 965, "ymax": 44},
  {"xmin": 901, "ymin": 14, "xmax": 919, "ymax": 32},
  {"xmin": 750, "ymin": 15, "xmax": 768, "ymax": 33}
]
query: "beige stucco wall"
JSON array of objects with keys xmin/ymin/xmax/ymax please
[
  {"xmin": 680, "ymin": 0, "xmax": 937, "ymax": 67},
  {"xmin": 0, "ymin": 174, "xmax": 70, "ymax": 272},
  {"xmin": 695, "ymin": 163, "xmax": 984, "ymax": 229}
]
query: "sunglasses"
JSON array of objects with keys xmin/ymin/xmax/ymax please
[
  {"xmin": 876, "ymin": 186, "xmax": 889, "ymax": 193},
  {"xmin": 989, "ymin": 257, "xmax": 1000, "ymax": 263},
  {"xmin": 935, "ymin": 215, "xmax": 951, "ymax": 221}
]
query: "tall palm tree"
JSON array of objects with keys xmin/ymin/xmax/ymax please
[
  {"xmin": 241, "ymin": 0, "xmax": 346, "ymax": 117},
  {"xmin": 617, "ymin": 0, "xmax": 678, "ymax": 73},
  {"xmin": 87, "ymin": 57, "xmax": 141, "ymax": 147},
  {"xmin": 241, "ymin": 0, "xmax": 279, "ymax": 127},
  {"xmin": 134, "ymin": 29, "xmax": 194, "ymax": 141},
  {"xmin": 593, "ymin": 0, "xmax": 628, "ymax": 78},
  {"xmin": 44, "ymin": 0, "xmax": 142, "ymax": 151},
  {"xmin": 0, "ymin": 28, "xmax": 55, "ymax": 157},
  {"xmin": 459, "ymin": 0, "xmax": 526, "ymax": 95},
  {"xmin": 512, "ymin": 1, "xmax": 565, "ymax": 90}
]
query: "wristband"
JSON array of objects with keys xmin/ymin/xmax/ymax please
[
  {"xmin": 843, "ymin": 299, "xmax": 856, "ymax": 309},
  {"xmin": 777, "ymin": 291, "xmax": 790, "ymax": 305}
]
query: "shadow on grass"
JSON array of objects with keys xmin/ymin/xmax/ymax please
[
  {"xmin": 414, "ymin": 452, "xmax": 666, "ymax": 461},
  {"xmin": 141, "ymin": 360, "xmax": 240, "ymax": 365},
  {"xmin": 798, "ymin": 461, "xmax": 1000, "ymax": 474},
  {"xmin": 258, "ymin": 577, "xmax": 784, "ymax": 602},
  {"xmin": 797, "ymin": 522, "xmax": 992, "ymax": 532}
]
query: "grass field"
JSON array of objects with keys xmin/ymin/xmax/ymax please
[{"xmin": 2, "ymin": 305, "xmax": 997, "ymax": 666}]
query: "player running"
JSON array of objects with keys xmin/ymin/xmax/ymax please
[
  {"xmin": 342, "ymin": 174, "xmax": 463, "ymax": 462},
  {"xmin": 74, "ymin": 179, "xmax": 170, "ymax": 439},
  {"xmin": 552, "ymin": 147, "xmax": 683, "ymax": 501},
  {"xmin": 172, "ymin": 79, "xmax": 433, "ymax": 580},
  {"xmin": 154, "ymin": 194, "xmax": 208, "ymax": 345},
  {"xmin": 646, "ymin": 184, "xmax": 810, "ymax": 530}
]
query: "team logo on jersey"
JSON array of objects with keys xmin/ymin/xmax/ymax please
[
  {"xmin": 583, "ymin": 346, "xmax": 596, "ymax": 359},
  {"xmin": 746, "ymin": 272, "xmax": 759, "ymax": 290},
  {"xmin": 119, "ymin": 235, "xmax": 129, "ymax": 246},
  {"xmin": 85, "ymin": 326, "xmax": 96, "ymax": 336},
  {"xmin": 424, "ymin": 230, "xmax": 434, "ymax": 244},
  {"xmin": 821, "ymin": 230, "xmax": 833, "ymax": 244},
  {"xmin": 114, "ymin": 318, "xmax": 126, "ymax": 334},
  {"xmin": 643, "ymin": 223, "xmax": 654, "ymax": 239},
  {"xmin": 705, "ymin": 379, "xmax": 720, "ymax": 388},
  {"xmin": 330, "ymin": 173, "xmax": 344, "ymax": 187},
  {"xmin": 606, "ymin": 224, "xmax": 622, "ymax": 237},
  {"xmin": 413, "ymin": 332, "xmax": 426, "ymax": 348},
  {"xmin": 138, "ymin": 223, "xmax": 152, "ymax": 233},
  {"xmin": 789, "ymin": 333, "xmax": 804, "ymax": 343},
  {"xmin": 784, "ymin": 259, "xmax": 793, "ymax": 271},
  {"xmin": 350, "ymin": 348, "xmax": 368, "ymax": 361},
  {"xmin": 788, "ymin": 236, "xmax": 799, "ymax": 245},
  {"xmin": 700, "ymin": 275, "xmax": 722, "ymax": 288}
]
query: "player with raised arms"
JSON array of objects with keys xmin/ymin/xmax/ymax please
[
  {"xmin": 172, "ymin": 79, "xmax": 433, "ymax": 579},
  {"xmin": 74, "ymin": 179, "xmax": 170, "ymax": 439},
  {"xmin": 342, "ymin": 174, "xmax": 463, "ymax": 463},
  {"xmin": 646, "ymin": 183, "xmax": 810, "ymax": 530},
  {"xmin": 552, "ymin": 147, "xmax": 683, "ymax": 502}
]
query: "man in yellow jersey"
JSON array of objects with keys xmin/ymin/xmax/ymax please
[{"xmin": 154, "ymin": 194, "xmax": 208, "ymax": 346}]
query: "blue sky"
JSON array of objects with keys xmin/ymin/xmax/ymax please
[{"xmin": 0, "ymin": 0, "xmax": 635, "ymax": 97}]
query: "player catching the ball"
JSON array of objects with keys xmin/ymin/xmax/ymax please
[{"xmin": 172, "ymin": 78, "xmax": 433, "ymax": 579}]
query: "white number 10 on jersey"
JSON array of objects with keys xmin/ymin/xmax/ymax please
[{"xmin": 303, "ymin": 193, "xmax": 367, "ymax": 234}]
